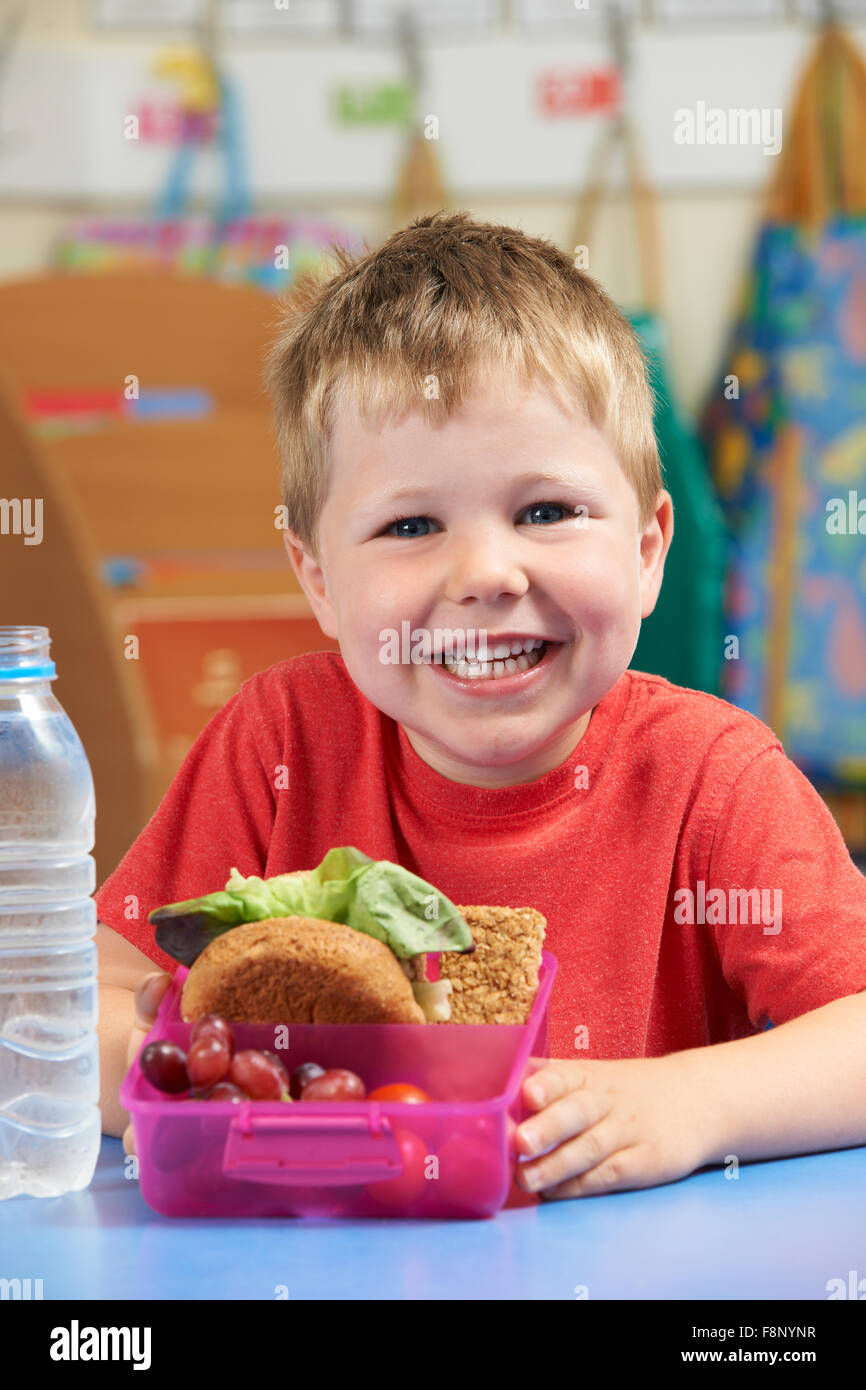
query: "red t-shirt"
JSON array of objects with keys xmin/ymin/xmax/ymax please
[{"xmin": 95, "ymin": 652, "xmax": 866, "ymax": 1060}]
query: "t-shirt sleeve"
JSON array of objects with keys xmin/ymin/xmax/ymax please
[
  {"xmin": 706, "ymin": 745, "xmax": 866, "ymax": 1029},
  {"xmin": 94, "ymin": 678, "xmax": 278, "ymax": 974}
]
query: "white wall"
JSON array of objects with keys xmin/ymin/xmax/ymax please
[{"xmin": 0, "ymin": 0, "xmax": 827, "ymax": 417}]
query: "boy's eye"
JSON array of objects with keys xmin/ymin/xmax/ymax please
[
  {"xmin": 383, "ymin": 514, "xmax": 437, "ymax": 538},
  {"xmin": 383, "ymin": 500, "xmax": 586, "ymax": 536},
  {"xmin": 519, "ymin": 501, "xmax": 573, "ymax": 525}
]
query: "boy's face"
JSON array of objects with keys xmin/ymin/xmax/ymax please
[{"xmin": 285, "ymin": 374, "xmax": 673, "ymax": 788}]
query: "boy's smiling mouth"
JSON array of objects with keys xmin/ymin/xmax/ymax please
[{"xmin": 427, "ymin": 637, "xmax": 566, "ymax": 689}]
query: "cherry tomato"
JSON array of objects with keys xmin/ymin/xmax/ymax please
[
  {"xmin": 366, "ymin": 1128, "xmax": 429, "ymax": 1209},
  {"xmin": 366, "ymin": 1083, "xmax": 431, "ymax": 1105},
  {"xmin": 435, "ymin": 1135, "xmax": 504, "ymax": 1212}
]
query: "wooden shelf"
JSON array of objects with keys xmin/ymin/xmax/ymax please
[{"xmin": 0, "ymin": 272, "xmax": 332, "ymax": 883}]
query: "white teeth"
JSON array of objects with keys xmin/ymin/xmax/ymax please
[
  {"xmin": 429, "ymin": 637, "xmax": 548, "ymax": 663},
  {"xmin": 444, "ymin": 644, "xmax": 544, "ymax": 678},
  {"xmin": 475, "ymin": 636, "xmax": 546, "ymax": 662},
  {"xmin": 439, "ymin": 642, "xmax": 547, "ymax": 681}
]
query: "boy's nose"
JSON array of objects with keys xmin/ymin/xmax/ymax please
[{"xmin": 442, "ymin": 534, "xmax": 530, "ymax": 605}]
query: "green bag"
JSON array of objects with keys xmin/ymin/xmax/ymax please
[{"xmin": 628, "ymin": 311, "xmax": 727, "ymax": 695}]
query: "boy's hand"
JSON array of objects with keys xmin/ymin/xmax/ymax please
[
  {"xmin": 514, "ymin": 1052, "xmax": 717, "ymax": 1199},
  {"xmin": 121, "ymin": 971, "xmax": 173, "ymax": 1157}
]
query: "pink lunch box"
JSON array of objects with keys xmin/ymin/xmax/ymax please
[{"xmin": 119, "ymin": 950, "xmax": 557, "ymax": 1219}]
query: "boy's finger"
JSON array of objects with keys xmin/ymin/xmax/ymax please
[
  {"xmin": 126, "ymin": 1019, "xmax": 153, "ymax": 1070},
  {"xmin": 122, "ymin": 1122, "xmax": 137, "ymax": 1157},
  {"xmin": 523, "ymin": 1060, "xmax": 586, "ymax": 1109},
  {"xmin": 520, "ymin": 1117, "xmax": 635, "ymax": 1196},
  {"xmin": 133, "ymin": 971, "xmax": 172, "ymax": 1029},
  {"xmin": 516, "ymin": 1086, "xmax": 613, "ymax": 1160}
]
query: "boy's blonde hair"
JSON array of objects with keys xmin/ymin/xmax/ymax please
[{"xmin": 264, "ymin": 211, "xmax": 662, "ymax": 560}]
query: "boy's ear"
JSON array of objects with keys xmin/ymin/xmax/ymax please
[
  {"xmin": 639, "ymin": 490, "xmax": 674, "ymax": 620},
  {"xmin": 282, "ymin": 529, "xmax": 339, "ymax": 641}
]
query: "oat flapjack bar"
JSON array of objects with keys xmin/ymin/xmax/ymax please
[{"xmin": 435, "ymin": 904, "xmax": 546, "ymax": 1025}]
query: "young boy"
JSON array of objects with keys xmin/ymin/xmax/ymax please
[{"xmin": 96, "ymin": 211, "xmax": 866, "ymax": 1200}]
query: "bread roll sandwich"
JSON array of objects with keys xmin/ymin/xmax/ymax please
[{"xmin": 149, "ymin": 847, "xmax": 545, "ymax": 1027}]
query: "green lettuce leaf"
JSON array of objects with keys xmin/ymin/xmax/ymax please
[{"xmin": 149, "ymin": 846, "xmax": 474, "ymax": 967}]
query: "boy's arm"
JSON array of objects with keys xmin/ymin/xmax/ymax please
[
  {"xmin": 678, "ymin": 986, "xmax": 866, "ymax": 1164},
  {"xmin": 691, "ymin": 747, "xmax": 866, "ymax": 1163},
  {"xmin": 514, "ymin": 989, "xmax": 866, "ymax": 1199},
  {"xmin": 96, "ymin": 921, "xmax": 167, "ymax": 1138}
]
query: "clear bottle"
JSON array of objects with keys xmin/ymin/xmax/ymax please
[{"xmin": 0, "ymin": 626, "xmax": 99, "ymax": 1199}]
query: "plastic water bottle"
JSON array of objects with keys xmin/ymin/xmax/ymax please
[{"xmin": 0, "ymin": 626, "xmax": 99, "ymax": 1199}]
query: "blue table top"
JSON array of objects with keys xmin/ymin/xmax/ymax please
[{"xmin": 3, "ymin": 1137, "xmax": 866, "ymax": 1300}]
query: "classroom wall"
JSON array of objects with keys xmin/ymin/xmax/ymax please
[{"xmin": 0, "ymin": 1, "xmax": 783, "ymax": 419}]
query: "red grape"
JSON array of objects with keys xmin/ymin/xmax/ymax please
[
  {"xmin": 190, "ymin": 1015, "xmax": 235, "ymax": 1054},
  {"xmin": 229, "ymin": 1049, "xmax": 290, "ymax": 1100},
  {"xmin": 140, "ymin": 1040, "xmax": 189, "ymax": 1094},
  {"xmin": 301, "ymin": 1068, "xmax": 366, "ymax": 1102},
  {"xmin": 187, "ymin": 1035, "xmax": 231, "ymax": 1088},
  {"xmin": 290, "ymin": 1062, "xmax": 325, "ymax": 1100},
  {"xmin": 201, "ymin": 1081, "xmax": 249, "ymax": 1102},
  {"xmin": 263, "ymin": 1050, "xmax": 290, "ymax": 1090}
]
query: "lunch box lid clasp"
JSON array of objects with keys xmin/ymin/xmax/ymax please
[{"xmin": 222, "ymin": 1106, "xmax": 404, "ymax": 1186}]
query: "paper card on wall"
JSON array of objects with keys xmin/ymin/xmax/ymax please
[
  {"xmin": 536, "ymin": 67, "xmax": 620, "ymax": 117},
  {"xmin": 331, "ymin": 82, "xmax": 413, "ymax": 125}
]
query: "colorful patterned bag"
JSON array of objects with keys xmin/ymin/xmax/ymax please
[{"xmin": 701, "ymin": 25, "xmax": 866, "ymax": 786}]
